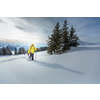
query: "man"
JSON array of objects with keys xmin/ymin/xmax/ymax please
[{"xmin": 28, "ymin": 43, "xmax": 37, "ymax": 60}]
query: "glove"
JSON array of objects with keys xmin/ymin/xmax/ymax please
[{"xmin": 28, "ymin": 54, "xmax": 29, "ymax": 56}]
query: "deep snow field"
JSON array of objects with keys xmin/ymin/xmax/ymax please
[{"xmin": 0, "ymin": 45, "xmax": 100, "ymax": 84}]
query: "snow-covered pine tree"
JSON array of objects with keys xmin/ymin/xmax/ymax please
[
  {"xmin": 54, "ymin": 22, "xmax": 62, "ymax": 54},
  {"xmin": 0, "ymin": 48, "xmax": 2, "ymax": 55},
  {"xmin": 14, "ymin": 47, "xmax": 17, "ymax": 55},
  {"xmin": 47, "ymin": 33, "xmax": 56, "ymax": 54},
  {"xmin": 47, "ymin": 22, "xmax": 62, "ymax": 54},
  {"xmin": 2, "ymin": 47, "xmax": 6, "ymax": 55},
  {"xmin": 22, "ymin": 48, "xmax": 25, "ymax": 54},
  {"xmin": 61, "ymin": 20, "xmax": 70, "ymax": 53},
  {"xmin": 18, "ymin": 47, "xmax": 22, "ymax": 54},
  {"xmin": 5, "ymin": 46, "xmax": 12, "ymax": 55},
  {"xmin": 69, "ymin": 25, "xmax": 79, "ymax": 47}
]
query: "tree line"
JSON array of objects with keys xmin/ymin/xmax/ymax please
[
  {"xmin": 0, "ymin": 46, "xmax": 12, "ymax": 55},
  {"xmin": 0, "ymin": 46, "xmax": 26, "ymax": 55},
  {"xmin": 14, "ymin": 47, "xmax": 26, "ymax": 55},
  {"xmin": 0, "ymin": 46, "xmax": 48, "ymax": 55},
  {"xmin": 47, "ymin": 20, "xmax": 79, "ymax": 55}
]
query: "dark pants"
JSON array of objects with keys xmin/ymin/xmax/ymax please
[{"xmin": 29, "ymin": 53, "xmax": 34, "ymax": 60}]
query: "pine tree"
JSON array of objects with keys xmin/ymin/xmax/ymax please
[
  {"xmin": 5, "ymin": 46, "xmax": 12, "ymax": 55},
  {"xmin": 2, "ymin": 47, "xmax": 6, "ymax": 55},
  {"xmin": 69, "ymin": 25, "xmax": 79, "ymax": 47},
  {"xmin": 22, "ymin": 48, "xmax": 25, "ymax": 54},
  {"xmin": 14, "ymin": 47, "xmax": 17, "ymax": 55},
  {"xmin": 0, "ymin": 48, "xmax": 2, "ymax": 55},
  {"xmin": 61, "ymin": 20, "xmax": 70, "ymax": 53},
  {"xmin": 47, "ymin": 22, "xmax": 62, "ymax": 54},
  {"xmin": 47, "ymin": 36, "xmax": 54, "ymax": 54},
  {"xmin": 18, "ymin": 47, "xmax": 22, "ymax": 54},
  {"xmin": 55, "ymin": 23, "xmax": 62, "ymax": 54}
]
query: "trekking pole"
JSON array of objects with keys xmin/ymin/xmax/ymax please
[
  {"xmin": 35, "ymin": 52, "xmax": 37, "ymax": 60},
  {"xmin": 27, "ymin": 54, "xmax": 29, "ymax": 61}
]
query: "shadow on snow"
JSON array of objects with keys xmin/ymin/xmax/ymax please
[
  {"xmin": 34, "ymin": 60, "xmax": 84, "ymax": 75},
  {"xmin": 0, "ymin": 57, "xmax": 25, "ymax": 63},
  {"xmin": 0, "ymin": 56, "xmax": 84, "ymax": 75}
]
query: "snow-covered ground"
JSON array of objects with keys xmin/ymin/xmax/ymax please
[{"xmin": 0, "ymin": 45, "xmax": 100, "ymax": 84}]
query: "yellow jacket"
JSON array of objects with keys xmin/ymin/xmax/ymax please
[{"xmin": 28, "ymin": 46, "xmax": 37, "ymax": 54}]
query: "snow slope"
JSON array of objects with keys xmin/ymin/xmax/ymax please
[{"xmin": 0, "ymin": 45, "xmax": 100, "ymax": 84}]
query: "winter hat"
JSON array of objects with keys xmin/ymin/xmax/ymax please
[{"xmin": 31, "ymin": 43, "xmax": 34, "ymax": 46}]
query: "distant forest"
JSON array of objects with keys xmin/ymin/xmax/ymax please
[{"xmin": 0, "ymin": 46, "xmax": 47, "ymax": 55}]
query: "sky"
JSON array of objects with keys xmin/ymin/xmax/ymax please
[{"xmin": 0, "ymin": 17, "xmax": 100, "ymax": 47}]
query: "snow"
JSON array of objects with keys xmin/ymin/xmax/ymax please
[
  {"xmin": 11, "ymin": 51, "xmax": 14, "ymax": 55},
  {"xmin": 0, "ymin": 45, "xmax": 100, "ymax": 84}
]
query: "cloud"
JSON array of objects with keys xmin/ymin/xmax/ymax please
[
  {"xmin": 12, "ymin": 17, "xmax": 54, "ymax": 43},
  {"xmin": 15, "ymin": 25, "xmax": 25, "ymax": 30},
  {"xmin": 10, "ymin": 17, "xmax": 68, "ymax": 35},
  {"xmin": 0, "ymin": 37, "xmax": 22, "ymax": 44},
  {"xmin": 64, "ymin": 17, "xmax": 100, "ymax": 43},
  {"xmin": 15, "ymin": 25, "xmax": 34, "ymax": 33},
  {"xmin": 17, "ymin": 17, "xmax": 57, "ymax": 31}
]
